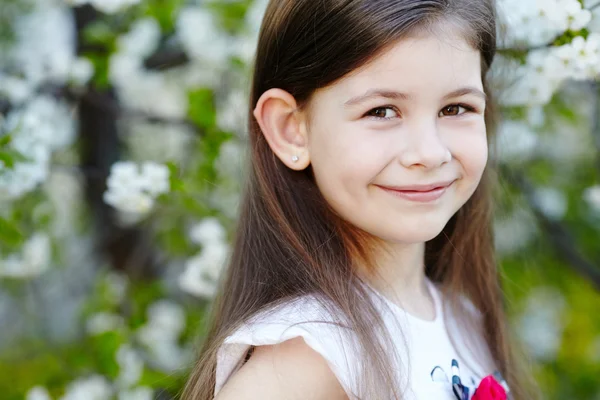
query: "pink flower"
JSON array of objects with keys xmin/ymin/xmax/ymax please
[{"xmin": 472, "ymin": 375, "xmax": 507, "ymax": 400}]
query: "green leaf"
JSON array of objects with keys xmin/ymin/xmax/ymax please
[
  {"xmin": 0, "ymin": 151, "xmax": 15, "ymax": 169},
  {"xmin": 83, "ymin": 52, "xmax": 111, "ymax": 89},
  {"xmin": 83, "ymin": 21, "xmax": 117, "ymax": 47},
  {"xmin": 143, "ymin": 0, "xmax": 186, "ymax": 32},
  {"xmin": 188, "ymin": 88, "xmax": 216, "ymax": 129},
  {"xmin": 0, "ymin": 149, "xmax": 28, "ymax": 170},
  {"xmin": 87, "ymin": 332, "xmax": 123, "ymax": 379},
  {"xmin": 206, "ymin": 0, "xmax": 252, "ymax": 33},
  {"xmin": 0, "ymin": 217, "xmax": 24, "ymax": 247},
  {"xmin": 0, "ymin": 135, "xmax": 12, "ymax": 147}
]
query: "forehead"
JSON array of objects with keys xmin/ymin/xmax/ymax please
[{"xmin": 316, "ymin": 31, "xmax": 482, "ymax": 102}]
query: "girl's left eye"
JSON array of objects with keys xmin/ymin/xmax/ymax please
[{"xmin": 439, "ymin": 104, "xmax": 475, "ymax": 117}]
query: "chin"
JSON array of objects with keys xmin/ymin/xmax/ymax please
[{"xmin": 373, "ymin": 222, "xmax": 449, "ymax": 245}]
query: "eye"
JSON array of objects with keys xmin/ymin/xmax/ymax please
[
  {"xmin": 364, "ymin": 106, "xmax": 399, "ymax": 120},
  {"xmin": 439, "ymin": 104, "xmax": 476, "ymax": 117}
]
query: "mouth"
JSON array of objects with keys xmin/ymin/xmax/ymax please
[{"xmin": 375, "ymin": 180, "xmax": 456, "ymax": 203}]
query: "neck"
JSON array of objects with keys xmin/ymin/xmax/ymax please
[{"xmin": 362, "ymin": 241, "xmax": 430, "ymax": 302}]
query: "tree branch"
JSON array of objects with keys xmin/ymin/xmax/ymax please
[
  {"xmin": 75, "ymin": 89, "xmax": 198, "ymax": 130},
  {"xmin": 74, "ymin": 4, "xmax": 161, "ymax": 280},
  {"xmin": 590, "ymin": 82, "xmax": 600, "ymax": 173},
  {"xmin": 502, "ymin": 167, "xmax": 600, "ymax": 291},
  {"xmin": 1, "ymin": 80, "xmax": 199, "ymax": 131},
  {"xmin": 144, "ymin": 46, "xmax": 189, "ymax": 71},
  {"xmin": 497, "ymin": 41, "xmax": 555, "ymax": 53}
]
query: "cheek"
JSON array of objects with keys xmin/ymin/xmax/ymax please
[
  {"xmin": 309, "ymin": 126, "xmax": 382, "ymax": 204},
  {"xmin": 448, "ymin": 122, "xmax": 488, "ymax": 181}
]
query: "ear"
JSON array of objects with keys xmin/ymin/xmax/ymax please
[{"xmin": 253, "ymin": 88, "xmax": 310, "ymax": 170}]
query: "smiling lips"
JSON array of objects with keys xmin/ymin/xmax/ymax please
[{"xmin": 376, "ymin": 180, "xmax": 456, "ymax": 202}]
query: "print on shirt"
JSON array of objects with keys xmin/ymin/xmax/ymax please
[{"xmin": 430, "ymin": 359, "xmax": 510, "ymax": 400}]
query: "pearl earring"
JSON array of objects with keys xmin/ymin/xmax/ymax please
[{"xmin": 292, "ymin": 155, "xmax": 299, "ymax": 163}]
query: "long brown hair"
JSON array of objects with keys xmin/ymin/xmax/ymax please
[{"xmin": 182, "ymin": 0, "xmax": 540, "ymax": 398}]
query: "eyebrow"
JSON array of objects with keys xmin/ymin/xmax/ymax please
[{"xmin": 343, "ymin": 86, "xmax": 487, "ymax": 108}]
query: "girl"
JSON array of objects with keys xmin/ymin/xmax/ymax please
[{"xmin": 183, "ymin": 0, "xmax": 540, "ymax": 399}]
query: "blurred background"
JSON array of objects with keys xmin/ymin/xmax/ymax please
[{"xmin": 0, "ymin": 0, "xmax": 599, "ymax": 399}]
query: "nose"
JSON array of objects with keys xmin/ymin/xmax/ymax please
[{"xmin": 397, "ymin": 119, "xmax": 451, "ymax": 169}]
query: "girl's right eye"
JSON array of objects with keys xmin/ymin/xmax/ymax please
[{"xmin": 364, "ymin": 106, "xmax": 400, "ymax": 120}]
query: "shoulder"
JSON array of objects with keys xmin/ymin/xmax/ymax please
[
  {"xmin": 215, "ymin": 336, "xmax": 349, "ymax": 400},
  {"xmin": 215, "ymin": 294, "xmax": 357, "ymax": 399}
]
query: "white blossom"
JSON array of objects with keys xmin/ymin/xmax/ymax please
[
  {"xmin": 245, "ymin": 0, "xmax": 269, "ymax": 34},
  {"xmin": 109, "ymin": 53, "xmax": 142, "ymax": 86},
  {"xmin": 230, "ymin": 0, "xmax": 268, "ymax": 65},
  {"xmin": 140, "ymin": 339, "xmax": 187, "ymax": 372},
  {"xmin": 189, "ymin": 217, "xmax": 227, "ymax": 246},
  {"xmin": 209, "ymin": 187, "xmax": 241, "ymax": 220},
  {"xmin": 104, "ymin": 190, "xmax": 155, "ymax": 216},
  {"xmin": 44, "ymin": 170, "xmax": 84, "ymax": 237},
  {"xmin": 103, "ymin": 161, "xmax": 170, "ymax": 219},
  {"xmin": 215, "ymin": 140, "xmax": 245, "ymax": 181},
  {"xmin": 0, "ymin": 74, "xmax": 33, "ymax": 103},
  {"xmin": 231, "ymin": 35, "xmax": 259, "ymax": 65},
  {"xmin": 10, "ymin": 5, "xmax": 74, "ymax": 86},
  {"xmin": 109, "ymin": 22, "xmax": 188, "ymax": 119},
  {"xmin": 552, "ymin": 34, "xmax": 600, "ymax": 80},
  {"xmin": 538, "ymin": 100, "xmax": 594, "ymax": 163},
  {"xmin": 8, "ymin": 95, "xmax": 77, "ymax": 152},
  {"xmin": 139, "ymin": 162, "xmax": 170, "ymax": 197},
  {"xmin": 216, "ymin": 90, "xmax": 249, "ymax": 135},
  {"xmin": 517, "ymin": 287, "xmax": 567, "ymax": 361},
  {"xmin": 586, "ymin": 0, "xmax": 600, "ymax": 33},
  {"xmin": 497, "ymin": 0, "xmax": 567, "ymax": 48},
  {"xmin": 5, "ymin": 1, "xmax": 93, "ymax": 89},
  {"xmin": 110, "ymin": 64, "xmax": 189, "ymax": 119},
  {"xmin": 145, "ymin": 300, "xmax": 186, "ymax": 335},
  {"xmin": 117, "ymin": 387, "xmax": 154, "ymax": 400},
  {"xmin": 23, "ymin": 233, "xmax": 52, "ymax": 271},
  {"xmin": 533, "ymin": 187, "xmax": 568, "ymax": 220},
  {"xmin": 86, "ymin": 312, "xmax": 125, "ymax": 335},
  {"xmin": 493, "ymin": 51, "xmax": 564, "ymax": 107},
  {"xmin": 136, "ymin": 300, "xmax": 189, "ymax": 372},
  {"xmin": 495, "ymin": 120, "xmax": 539, "ymax": 162},
  {"xmin": 0, "ymin": 95, "xmax": 76, "ymax": 199},
  {"xmin": 125, "ymin": 121, "xmax": 194, "ymax": 163},
  {"xmin": 493, "ymin": 2, "xmax": 600, "ymax": 105},
  {"xmin": 584, "ymin": 185, "xmax": 600, "ymax": 211},
  {"xmin": 115, "ymin": 345, "xmax": 145, "ymax": 389},
  {"xmin": 497, "ymin": 0, "xmax": 592, "ymax": 48},
  {"xmin": 178, "ymin": 263, "xmax": 219, "ymax": 299},
  {"xmin": 0, "ymin": 154, "xmax": 50, "ymax": 200},
  {"xmin": 116, "ymin": 18, "xmax": 160, "ymax": 58},
  {"xmin": 179, "ymin": 241, "xmax": 229, "ymax": 298},
  {"xmin": 104, "ymin": 271, "xmax": 129, "ymax": 304},
  {"xmin": 106, "ymin": 162, "xmax": 142, "ymax": 193},
  {"xmin": 0, "ymin": 233, "xmax": 51, "ymax": 279},
  {"xmin": 494, "ymin": 207, "xmax": 538, "ymax": 255},
  {"xmin": 26, "ymin": 386, "xmax": 52, "ymax": 400},
  {"xmin": 60, "ymin": 375, "xmax": 113, "ymax": 400},
  {"xmin": 177, "ymin": 7, "xmax": 231, "ymax": 66},
  {"xmin": 564, "ymin": 0, "xmax": 593, "ymax": 31},
  {"xmin": 527, "ymin": 105, "xmax": 546, "ymax": 128},
  {"xmin": 69, "ymin": 57, "xmax": 95, "ymax": 86}
]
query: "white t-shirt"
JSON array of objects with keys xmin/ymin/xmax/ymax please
[{"xmin": 214, "ymin": 278, "xmax": 497, "ymax": 399}]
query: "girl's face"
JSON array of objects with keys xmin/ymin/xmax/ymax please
[{"xmin": 305, "ymin": 32, "xmax": 487, "ymax": 244}]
